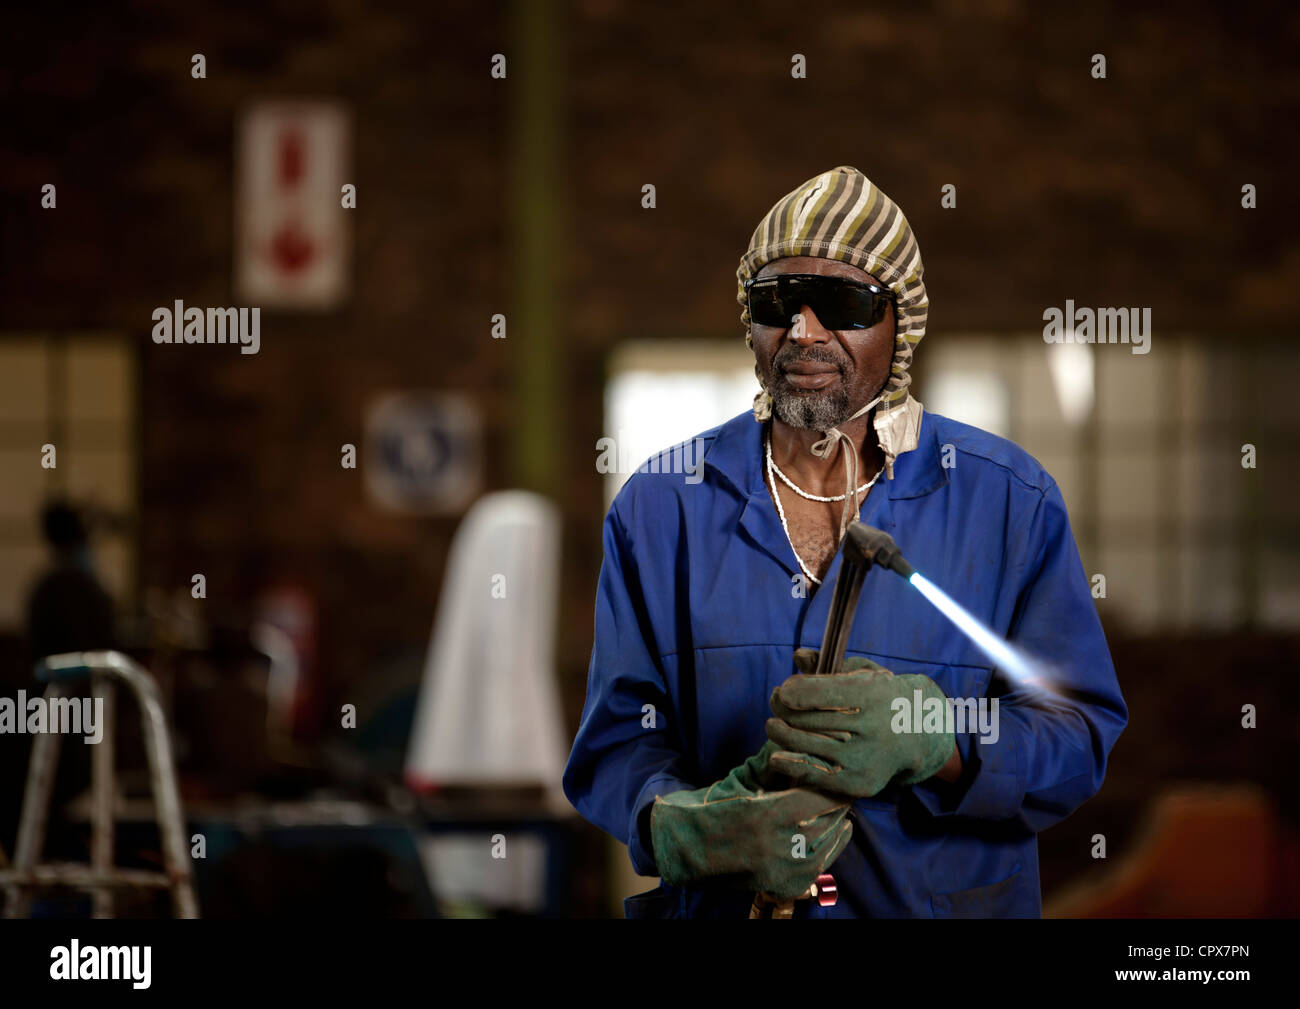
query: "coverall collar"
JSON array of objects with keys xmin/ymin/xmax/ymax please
[
  {"xmin": 704, "ymin": 408, "xmax": 947, "ymax": 504},
  {"xmin": 702, "ymin": 409, "xmax": 947, "ymax": 586}
]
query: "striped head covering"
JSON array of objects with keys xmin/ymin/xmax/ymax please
[{"xmin": 736, "ymin": 166, "xmax": 927, "ymax": 490}]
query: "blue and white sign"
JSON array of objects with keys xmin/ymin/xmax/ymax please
[{"xmin": 364, "ymin": 392, "xmax": 482, "ymax": 513}]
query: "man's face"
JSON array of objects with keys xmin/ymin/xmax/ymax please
[{"xmin": 750, "ymin": 257, "xmax": 896, "ymax": 431}]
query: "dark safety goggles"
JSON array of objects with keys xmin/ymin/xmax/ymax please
[{"xmin": 744, "ymin": 273, "xmax": 896, "ymax": 331}]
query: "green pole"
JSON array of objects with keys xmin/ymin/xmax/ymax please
[
  {"xmin": 510, "ymin": 0, "xmax": 561, "ymax": 495},
  {"xmin": 1239, "ymin": 348, "xmax": 1261, "ymax": 627}
]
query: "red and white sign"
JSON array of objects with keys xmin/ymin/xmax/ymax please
[{"xmin": 236, "ymin": 101, "xmax": 350, "ymax": 308}]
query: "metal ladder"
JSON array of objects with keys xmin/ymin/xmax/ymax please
[{"xmin": 0, "ymin": 650, "xmax": 199, "ymax": 918}]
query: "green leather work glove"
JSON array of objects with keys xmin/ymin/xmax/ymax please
[
  {"xmin": 649, "ymin": 740, "xmax": 854, "ymax": 900},
  {"xmin": 764, "ymin": 648, "xmax": 955, "ymax": 799}
]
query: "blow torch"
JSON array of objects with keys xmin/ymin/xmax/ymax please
[{"xmin": 749, "ymin": 521, "xmax": 912, "ymax": 919}]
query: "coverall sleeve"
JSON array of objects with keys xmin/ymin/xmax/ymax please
[
  {"xmin": 562, "ymin": 501, "xmax": 696, "ymax": 876},
  {"xmin": 910, "ymin": 481, "xmax": 1127, "ymax": 832}
]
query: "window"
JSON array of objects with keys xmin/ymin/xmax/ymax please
[
  {"xmin": 922, "ymin": 334, "xmax": 1299, "ymax": 631},
  {"xmin": 603, "ymin": 342, "xmax": 758, "ymax": 512},
  {"xmin": 0, "ymin": 334, "xmax": 137, "ymax": 630}
]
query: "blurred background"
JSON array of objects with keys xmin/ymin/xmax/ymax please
[{"xmin": 0, "ymin": 0, "xmax": 1297, "ymax": 917}]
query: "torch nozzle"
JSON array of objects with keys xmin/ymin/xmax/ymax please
[{"xmin": 845, "ymin": 523, "xmax": 916, "ymax": 578}]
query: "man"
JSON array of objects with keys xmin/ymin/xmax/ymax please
[
  {"xmin": 563, "ymin": 166, "xmax": 1127, "ymax": 918},
  {"xmin": 13, "ymin": 501, "xmax": 117, "ymax": 855},
  {"xmin": 26, "ymin": 501, "xmax": 116, "ymax": 662}
]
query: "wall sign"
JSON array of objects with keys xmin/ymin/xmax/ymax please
[
  {"xmin": 236, "ymin": 100, "xmax": 351, "ymax": 309},
  {"xmin": 364, "ymin": 392, "xmax": 482, "ymax": 514}
]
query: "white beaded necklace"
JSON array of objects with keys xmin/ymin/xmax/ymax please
[
  {"xmin": 765, "ymin": 428, "xmax": 883, "ymax": 586},
  {"xmin": 767, "ymin": 438, "xmax": 880, "ymax": 502}
]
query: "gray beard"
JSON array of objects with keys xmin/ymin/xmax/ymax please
[{"xmin": 771, "ymin": 384, "xmax": 853, "ymax": 431}]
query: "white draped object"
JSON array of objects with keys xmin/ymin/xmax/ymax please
[{"xmin": 404, "ymin": 491, "xmax": 568, "ymax": 812}]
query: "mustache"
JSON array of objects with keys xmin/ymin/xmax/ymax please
[{"xmin": 774, "ymin": 345, "xmax": 847, "ymax": 374}]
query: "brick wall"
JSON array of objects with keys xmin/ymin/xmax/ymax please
[{"xmin": 1, "ymin": 0, "xmax": 1296, "ymax": 743}]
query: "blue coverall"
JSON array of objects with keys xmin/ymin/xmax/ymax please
[{"xmin": 563, "ymin": 408, "xmax": 1128, "ymax": 918}]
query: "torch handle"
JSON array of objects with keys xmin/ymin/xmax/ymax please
[
  {"xmin": 814, "ymin": 545, "xmax": 873, "ymax": 676},
  {"xmin": 752, "ymin": 523, "xmax": 880, "ymax": 918}
]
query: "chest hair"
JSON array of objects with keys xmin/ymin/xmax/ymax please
[{"xmin": 767, "ymin": 482, "xmax": 844, "ymax": 584}]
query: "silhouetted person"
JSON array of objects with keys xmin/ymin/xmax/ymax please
[
  {"xmin": 25, "ymin": 502, "xmax": 116, "ymax": 664},
  {"xmin": 9, "ymin": 503, "xmax": 118, "ymax": 873}
]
